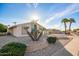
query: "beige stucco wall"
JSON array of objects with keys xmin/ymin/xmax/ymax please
[
  {"xmin": 12, "ymin": 23, "xmax": 32, "ymax": 37},
  {"xmin": 21, "ymin": 23, "xmax": 32, "ymax": 37},
  {"xmin": 9, "ymin": 22, "xmax": 47, "ymax": 37},
  {"xmin": 13, "ymin": 26, "xmax": 22, "ymax": 37}
]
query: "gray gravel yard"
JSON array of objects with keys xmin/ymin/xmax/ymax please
[
  {"xmin": 0, "ymin": 35, "xmax": 72, "ymax": 56},
  {"xmin": 25, "ymin": 39, "xmax": 72, "ymax": 56}
]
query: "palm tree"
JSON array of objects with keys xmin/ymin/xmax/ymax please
[
  {"xmin": 69, "ymin": 18, "xmax": 75, "ymax": 33},
  {"xmin": 61, "ymin": 18, "xmax": 69, "ymax": 34}
]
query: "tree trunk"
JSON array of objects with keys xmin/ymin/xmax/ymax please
[
  {"xmin": 64, "ymin": 23, "xmax": 67, "ymax": 34},
  {"xmin": 69, "ymin": 22, "xmax": 72, "ymax": 34}
]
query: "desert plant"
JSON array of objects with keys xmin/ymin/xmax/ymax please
[
  {"xmin": 0, "ymin": 42, "xmax": 27, "ymax": 56},
  {"xmin": 47, "ymin": 37, "xmax": 57, "ymax": 44},
  {"xmin": 24, "ymin": 23, "xmax": 43, "ymax": 41}
]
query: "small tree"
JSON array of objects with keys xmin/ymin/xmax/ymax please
[{"xmin": 0, "ymin": 23, "xmax": 7, "ymax": 33}]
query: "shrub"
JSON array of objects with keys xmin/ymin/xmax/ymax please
[
  {"xmin": 47, "ymin": 37, "xmax": 57, "ymax": 44},
  {"xmin": 0, "ymin": 23, "xmax": 7, "ymax": 32},
  {"xmin": 0, "ymin": 42, "xmax": 27, "ymax": 56}
]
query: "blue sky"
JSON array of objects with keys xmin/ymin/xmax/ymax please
[{"xmin": 0, "ymin": 3, "xmax": 79, "ymax": 30}]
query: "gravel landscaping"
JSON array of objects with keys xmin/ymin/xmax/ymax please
[{"xmin": 0, "ymin": 34, "xmax": 72, "ymax": 56}]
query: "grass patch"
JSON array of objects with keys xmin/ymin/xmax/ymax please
[{"xmin": 0, "ymin": 42, "xmax": 27, "ymax": 56}]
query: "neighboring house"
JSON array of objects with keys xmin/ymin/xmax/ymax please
[
  {"xmin": 73, "ymin": 29, "xmax": 79, "ymax": 33},
  {"xmin": 75, "ymin": 29, "xmax": 79, "ymax": 33},
  {"xmin": 46, "ymin": 29, "xmax": 64, "ymax": 34},
  {"xmin": 9, "ymin": 21, "xmax": 46, "ymax": 37},
  {"xmin": 73, "ymin": 29, "xmax": 79, "ymax": 35}
]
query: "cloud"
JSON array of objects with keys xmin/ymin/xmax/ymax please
[
  {"xmin": 45, "ymin": 13, "xmax": 60, "ymax": 24},
  {"xmin": 26, "ymin": 3, "xmax": 39, "ymax": 8},
  {"xmin": 45, "ymin": 4, "xmax": 79, "ymax": 24},
  {"xmin": 52, "ymin": 24, "xmax": 61, "ymax": 28},
  {"xmin": 32, "ymin": 3, "xmax": 39, "ymax": 8},
  {"xmin": 26, "ymin": 3, "xmax": 32, "ymax": 8}
]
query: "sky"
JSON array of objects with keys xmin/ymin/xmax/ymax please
[{"xmin": 0, "ymin": 3, "xmax": 79, "ymax": 30}]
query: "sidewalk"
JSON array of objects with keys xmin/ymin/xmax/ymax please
[{"xmin": 65, "ymin": 33, "xmax": 79, "ymax": 56}]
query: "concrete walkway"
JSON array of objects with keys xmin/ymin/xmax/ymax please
[
  {"xmin": 52, "ymin": 33, "xmax": 79, "ymax": 56},
  {"xmin": 65, "ymin": 33, "xmax": 79, "ymax": 56}
]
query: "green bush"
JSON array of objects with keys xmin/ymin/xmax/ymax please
[
  {"xmin": 47, "ymin": 37, "xmax": 57, "ymax": 44},
  {"xmin": 0, "ymin": 42, "xmax": 27, "ymax": 56},
  {"xmin": 0, "ymin": 23, "xmax": 7, "ymax": 32}
]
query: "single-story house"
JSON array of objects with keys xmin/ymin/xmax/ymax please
[{"xmin": 9, "ymin": 21, "xmax": 46, "ymax": 37}]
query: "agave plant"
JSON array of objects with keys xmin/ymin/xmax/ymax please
[{"xmin": 24, "ymin": 23, "xmax": 42, "ymax": 41}]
